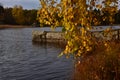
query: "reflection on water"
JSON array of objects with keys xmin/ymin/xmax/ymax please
[
  {"xmin": 32, "ymin": 41, "xmax": 66, "ymax": 49},
  {"xmin": 0, "ymin": 28, "xmax": 74, "ymax": 80}
]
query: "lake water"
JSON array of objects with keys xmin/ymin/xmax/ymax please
[{"xmin": 0, "ymin": 27, "xmax": 74, "ymax": 80}]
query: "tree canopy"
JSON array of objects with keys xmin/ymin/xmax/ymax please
[
  {"xmin": 0, "ymin": 4, "xmax": 4, "ymax": 23},
  {"xmin": 0, "ymin": 4, "xmax": 4, "ymax": 14},
  {"xmin": 3, "ymin": 6, "xmax": 37, "ymax": 25},
  {"xmin": 12, "ymin": 5, "xmax": 25, "ymax": 25},
  {"xmin": 37, "ymin": 0, "xmax": 119, "ymax": 58}
]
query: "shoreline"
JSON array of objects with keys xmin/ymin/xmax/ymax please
[
  {"xmin": 0, "ymin": 24, "xmax": 120, "ymax": 28},
  {"xmin": 0, "ymin": 25, "xmax": 32, "ymax": 29}
]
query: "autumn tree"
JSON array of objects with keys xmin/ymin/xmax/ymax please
[
  {"xmin": 37, "ymin": 0, "xmax": 118, "ymax": 58},
  {"xmin": 12, "ymin": 5, "xmax": 25, "ymax": 25}
]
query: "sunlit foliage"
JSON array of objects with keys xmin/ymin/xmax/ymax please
[{"xmin": 37, "ymin": 0, "xmax": 118, "ymax": 58}]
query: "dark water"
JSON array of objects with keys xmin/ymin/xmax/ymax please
[{"xmin": 0, "ymin": 28, "xmax": 74, "ymax": 80}]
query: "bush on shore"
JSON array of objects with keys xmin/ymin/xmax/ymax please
[{"xmin": 73, "ymin": 41, "xmax": 120, "ymax": 80}]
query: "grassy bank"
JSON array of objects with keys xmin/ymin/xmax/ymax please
[{"xmin": 72, "ymin": 41, "xmax": 120, "ymax": 80}]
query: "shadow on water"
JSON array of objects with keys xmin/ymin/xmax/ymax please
[{"xmin": 32, "ymin": 41, "xmax": 66, "ymax": 49}]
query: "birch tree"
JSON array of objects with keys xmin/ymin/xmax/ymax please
[{"xmin": 37, "ymin": 0, "xmax": 118, "ymax": 58}]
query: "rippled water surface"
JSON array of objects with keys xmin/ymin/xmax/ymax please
[{"xmin": 0, "ymin": 27, "xmax": 74, "ymax": 80}]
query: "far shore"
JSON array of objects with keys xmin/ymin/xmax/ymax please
[
  {"xmin": 0, "ymin": 25, "xmax": 33, "ymax": 29},
  {"xmin": 0, "ymin": 24, "xmax": 120, "ymax": 29}
]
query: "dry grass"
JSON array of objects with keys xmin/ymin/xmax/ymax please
[{"xmin": 72, "ymin": 41, "xmax": 120, "ymax": 80}]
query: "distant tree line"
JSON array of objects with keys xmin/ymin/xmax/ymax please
[
  {"xmin": 90, "ymin": 9, "xmax": 120, "ymax": 26},
  {"xmin": 0, "ymin": 5, "xmax": 38, "ymax": 26},
  {"xmin": 38, "ymin": 8, "xmax": 120, "ymax": 26},
  {"xmin": 0, "ymin": 4, "xmax": 120, "ymax": 26},
  {"xmin": 0, "ymin": 4, "xmax": 4, "ymax": 24}
]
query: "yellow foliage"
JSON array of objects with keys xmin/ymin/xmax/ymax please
[{"xmin": 37, "ymin": 0, "xmax": 118, "ymax": 58}]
